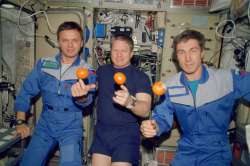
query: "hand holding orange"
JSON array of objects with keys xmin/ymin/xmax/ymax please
[
  {"xmin": 76, "ymin": 68, "xmax": 89, "ymax": 79},
  {"xmin": 114, "ymin": 72, "xmax": 126, "ymax": 85},
  {"xmin": 152, "ymin": 81, "xmax": 166, "ymax": 96}
]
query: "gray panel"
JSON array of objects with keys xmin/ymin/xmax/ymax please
[{"xmin": 0, "ymin": 7, "xmax": 35, "ymax": 126}]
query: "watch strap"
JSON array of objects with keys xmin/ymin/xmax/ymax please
[
  {"xmin": 15, "ymin": 119, "xmax": 26, "ymax": 125},
  {"xmin": 126, "ymin": 95, "xmax": 136, "ymax": 109}
]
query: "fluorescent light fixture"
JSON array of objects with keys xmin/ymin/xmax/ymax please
[{"xmin": 1, "ymin": 3, "xmax": 15, "ymax": 9}]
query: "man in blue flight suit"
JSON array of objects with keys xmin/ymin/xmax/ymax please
[
  {"xmin": 14, "ymin": 21, "xmax": 96, "ymax": 166},
  {"xmin": 140, "ymin": 29, "xmax": 250, "ymax": 166}
]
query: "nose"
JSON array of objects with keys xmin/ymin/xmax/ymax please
[
  {"xmin": 117, "ymin": 51, "xmax": 123, "ymax": 57},
  {"xmin": 185, "ymin": 52, "xmax": 192, "ymax": 61},
  {"xmin": 68, "ymin": 41, "xmax": 73, "ymax": 47}
]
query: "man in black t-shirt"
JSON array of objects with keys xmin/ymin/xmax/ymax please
[{"xmin": 90, "ymin": 35, "xmax": 152, "ymax": 166}]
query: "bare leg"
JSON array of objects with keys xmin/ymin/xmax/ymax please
[
  {"xmin": 111, "ymin": 162, "xmax": 132, "ymax": 166},
  {"xmin": 92, "ymin": 153, "xmax": 111, "ymax": 166}
]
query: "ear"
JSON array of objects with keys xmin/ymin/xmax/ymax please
[
  {"xmin": 129, "ymin": 51, "xmax": 133, "ymax": 59},
  {"xmin": 200, "ymin": 49, "xmax": 204, "ymax": 59}
]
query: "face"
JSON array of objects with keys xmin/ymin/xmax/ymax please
[
  {"xmin": 58, "ymin": 29, "xmax": 83, "ymax": 63},
  {"xmin": 111, "ymin": 39, "xmax": 133, "ymax": 68},
  {"xmin": 176, "ymin": 39, "xmax": 203, "ymax": 80}
]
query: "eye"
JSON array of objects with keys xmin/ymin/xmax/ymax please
[
  {"xmin": 121, "ymin": 50, "xmax": 128, "ymax": 53},
  {"xmin": 190, "ymin": 48, "xmax": 199, "ymax": 54},
  {"xmin": 73, "ymin": 39, "xmax": 79, "ymax": 42},
  {"xmin": 177, "ymin": 50, "xmax": 185, "ymax": 55},
  {"xmin": 61, "ymin": 39, "xmax": 68, "ymax": 43}
]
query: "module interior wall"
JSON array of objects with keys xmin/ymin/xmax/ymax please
[{"xmin": 160, "ymin": 12, "xmax": 220, "ymax": 81}]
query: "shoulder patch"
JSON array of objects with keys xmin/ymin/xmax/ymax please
[
  {"xmin": 42, "ymin": 60, "xmax": 59, "ymax": 69},
  {"xmin": 232, "ymin": 69, "xmax": 247, "ymax": 76},
  {"xmin": 240, "ymin": 71, "xmax": 247, "ymax": 76},
  {"xmin": 234, "ymin": 69, "xmax": 240, "ymax": 75}
]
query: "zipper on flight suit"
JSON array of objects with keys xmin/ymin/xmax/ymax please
[
  {"xmin": 187, "ymin": 83, "xmax": 200, "ymax": 166},
  {"xmin": 57, "ymin": 63, "xmax": 73, "ymax": 95},
  {"xmin": 187, "ymin": 85, "xmax": 197, "ymax": 109}
]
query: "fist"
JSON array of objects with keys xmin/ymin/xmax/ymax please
[{"xmin": 140, "ymin": 120, "xmax": 158, "ymax": 138}]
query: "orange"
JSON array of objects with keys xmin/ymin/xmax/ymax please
[
  {"xmin": 152, "ymin": 81, "xmax": 166, "ymax": 96},
  {"xmin": 76, "ymin": 68, "xmax": 89, "ymax": 79},
  {"xmin": 114, "ymin": 72, "xmax": 126, "ymax": 85}
]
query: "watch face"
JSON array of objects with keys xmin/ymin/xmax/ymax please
[
  {"xmin": 131, "ymin": 98, "xmax": 136, "ymax": 107},
  {"xmin": 131, "ymin": 95, "xmax": 136, "ymax": 106},
  {"xmin": 126, "ymin": 95, "xmax": 136, "ymax": 109},
  {"xmin": 16, "ymin": 119, "xmax": 25, "ymax": 125}
]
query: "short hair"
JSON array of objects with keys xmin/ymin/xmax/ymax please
[
  {"xmin": 57, "ymin": 21, "xmax": 83, "ymax": 40},
  {"xmin": 111, "ymin": 34, "xmax": 134, "ymax": 51},
  {"xmin": 172, "ymin": 29, "xmax": 205, "ymax": 60}
]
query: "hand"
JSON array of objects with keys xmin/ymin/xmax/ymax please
[
  {"xmin": 113, "ymin": 85, "xmax": 130, "ymax": 107},
  {"xmin": 140, "ymin": 120, "xmax": 158, "ymax": 138},
  {"xmin": 71, "ymin": 79, "xmax": 96, "ymax": 97},
  {"xmin": 15, "ymin": 124, "xmax": 31, "ymax": 139}
]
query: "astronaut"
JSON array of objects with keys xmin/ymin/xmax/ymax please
[
  {"xmin": 90, "ymin": 34, "xmax": 152, "ymax": 166},
  {"xmin": 140, "ymin": 29, "xmax": 250, "ymax": 166},
  {"xmin": 14, "ymin": 21, "xmax": 96, "ymax": 166}
]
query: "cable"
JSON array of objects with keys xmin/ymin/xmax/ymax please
[
  {"xmin": 44, "ymin": 35, "xmax": 58, "ymax": 48},
  {"xmin": 248, "ymin": 0, "xmax": 250, "ymax": 24},
  {"xmin": 215, "ymin": 19, "xmax": 236, "ymax": 39},
  {"xmin": 245, "ymin": 49, "xmax": 249, "ymax": 70},
  {"xmin": 244, "ymin": 40, "xmax": 250, "ymax": 70},
  {"xmin": 231, "ymin": 38, "xmax": 246, "ymax": 50},
  {"xmin": 22, "ymin": 10, "xmax": 56, "ymax": 33},
  {"xmin": 18, "ymin": 0, "xmax": 36, "ymax": 37},
  {"xmin": 1, "ymin": 6, "xmax": 36, "ymax": 25},
  {"xmin": 1, "ymin": 56, "xmax": 13, "ymax": 83},
  {"xmin": 18, "ymin": 0, "xmax": 56, "ymax": 37},
  {"xmin": 218, "ymin": 20, "xmax": 229, "ymax": 68}
]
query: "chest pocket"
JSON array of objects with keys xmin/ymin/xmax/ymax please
[
  {"xmin": 174, "ymin": 104, "xmax": 198, "ymax": 132},
  {"xmin": 40, "ymin": 71, "xmax": 77, "ymax": 95},
  {"xmin": 40, "ymin": 72, "xmax": 58, "ymax": 93}
]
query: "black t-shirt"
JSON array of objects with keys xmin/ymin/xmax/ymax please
[{"xmin": 96, "ymin": 64, "xmax": 152, "ymax": 125}]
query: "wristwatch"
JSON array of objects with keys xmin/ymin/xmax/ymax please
[
  {"xmin": 15, "ymin": 119, "xmax": 26, "ymax": 126},
  {"xmin": 126, "ymin": 95, "xmax": 137, "ymax": 109}
]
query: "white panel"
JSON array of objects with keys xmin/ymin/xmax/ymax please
[{"xmin": 0, "ymin": 7, "xmax": 35, "ymax": 127}]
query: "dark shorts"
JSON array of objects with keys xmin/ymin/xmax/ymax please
[{"xmin": 90, "ymin": 123, "xmax": 140, "ymax": 165}]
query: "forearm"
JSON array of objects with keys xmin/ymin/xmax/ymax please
[
  {"xmin": 16, "ymin": 111, "xmax": 26, "ymax": 121},
  {"xmin": 15, "ymin": 112, "xmax": 31, "ymax": 139},
  {"xmin": 130, "ymin": 100, "xmax": 151, "ymax": 117},
  {"xmin": 152, "ymin": 100, "xmax": 174, "ymax": 136},
  {"xmin": 75, "ymin": 93, "xmax": 93, "ymax": 107},
  {"xmin": 127, "ymin": 93, "xmax": 152, "ymax": 118}
]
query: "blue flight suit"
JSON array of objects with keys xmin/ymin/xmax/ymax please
[
  {"xmin": 153, "ymin": 65, "xmax": 250, "ymax": 166},
  {"xmin": 14, "ymin": 54, "xmax": 96, "ymax": 166}
]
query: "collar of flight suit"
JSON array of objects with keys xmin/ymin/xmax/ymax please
[
  {"xmin": 166, "ymin": 65, "xmax": 233, "ymax": 107},
  {"xmin": 41, "ymin": 53, "xmax": 90, "ymax": 81},
  {"xmin": 179, "ymin": 64, "xmax": 209, "ymax": 87}
]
